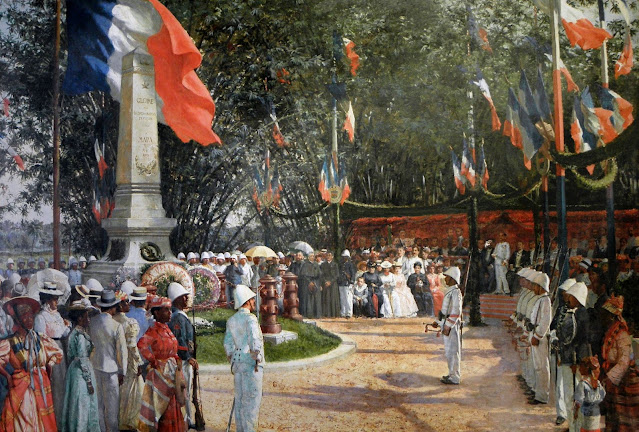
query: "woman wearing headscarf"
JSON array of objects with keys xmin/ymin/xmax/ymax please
[
  {"xmin": 137, "ymin": 296, "xmax": 186, "ymax": 432},
  {"xmin": 0, "ymin": 296, "xmax": 63, "ymax": 431},
  {"xmin": 61, "ymin": 298, "xmax": 100, "ymax": 432},
  {"xmin": 599, "ymin": 295, "xmax": 639, "ymax": 431}
]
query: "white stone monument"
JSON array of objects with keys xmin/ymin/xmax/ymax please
[{"xmin": 85, "ymin": 50, "xmax": 177, "ymax": 286}]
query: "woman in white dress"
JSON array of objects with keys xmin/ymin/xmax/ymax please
[
  {"xmin": 392, "ymin": 263, "xmax": 419, "ymax": 318},
  {"xmin": 378, "ymin": 261, "xmax": 396, "ymax": 318}
]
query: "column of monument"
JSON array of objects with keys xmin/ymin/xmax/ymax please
[{"xmin": 85, "ymin": 50, "xmax": 177, "ymax": 286}]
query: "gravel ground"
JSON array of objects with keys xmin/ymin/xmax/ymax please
[{"xmin": 198, "ymin": 317, "xmax": 560, "ymax": 432}]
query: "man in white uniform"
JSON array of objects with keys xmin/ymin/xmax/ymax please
[
  {"xmin": 224, "ymin": 285, "xmax": 264, "ymax": 432},
  {"xmin": 432, "ymin": 266, "xmax": 462, "ymax": 385},
  {"xmin": 493, "ymin": 232, "xmax": 511, "ymax": 294},
  {"xmin": 528, "ymin": 272, "xmax": 552, "ymax": 405}
]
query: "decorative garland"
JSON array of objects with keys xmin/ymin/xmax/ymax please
[
  {"xmin": 269, "ymin": 202, "xmax": 330, "ymax": 219},
  {"xmin": 569, "ymin": 159, "xmax": 618, "ymax": 191},
  {"xmin": 188, "ymin": 266, "xmax": 221, "ymax": 307}
]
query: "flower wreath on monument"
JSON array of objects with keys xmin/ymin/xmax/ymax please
[
  {"xmin": 188, "ymin": 266, "xmax": 221, "ymax": 309},
  {"xmin": 140, "ymin": 262, "xmax": 195, "ymax": 307},
  {"xmin": 110, "ymin": 266, "xmax": 142, "ymax": 290}
]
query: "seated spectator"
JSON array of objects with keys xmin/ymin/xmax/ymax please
[{"xmin": 352, "ymin": 276, "xmax": 368, "ymax": 317}]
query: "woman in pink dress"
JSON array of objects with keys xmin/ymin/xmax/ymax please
[{"xmin": 426, "ymin": 264, "xmax": 444, "ymax": 317}]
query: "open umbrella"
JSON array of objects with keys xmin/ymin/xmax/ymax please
[
  {"xmin": 27, "ymin": 269, "xmax": 72, "ymax": 304},
  {"xmin": 288, "ymin": 241, "xmax": 314, "ymax": 255},
  {"xmin": 245, "ymin": 245, "xmax": 278, "ymax": 259}
]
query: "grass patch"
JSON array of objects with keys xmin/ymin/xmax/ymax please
[{"xmin": 193, "ymin": 309, "xmax": 341, "ymax": 364}]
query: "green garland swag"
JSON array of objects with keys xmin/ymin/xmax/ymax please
[{"xmin": 569, "ymin": 159, "xmax": 618, "ymax": 191}]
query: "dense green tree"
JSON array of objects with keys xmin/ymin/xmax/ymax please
[{"xmin": 0, "ymin": 0, "xmax": 636, "ymax": 256}]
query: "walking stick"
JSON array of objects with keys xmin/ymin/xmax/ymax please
[
  {"xmin": 190, "ymin": 304, "xmax": 206, "ymax": 430},
  {"xmin": 226, "ymin": 397, "xmax": 235, "ymax": 432}
]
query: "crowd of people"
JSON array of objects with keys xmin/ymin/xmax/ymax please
[
  {"xmin": 0, "ymin": 223, "xmax": 637, "ymax": 431},
  {"xmin": 506, "ymin": 257, "xmax": 639, "ymax": 432},
  {"xmin": 0, "ymin": 262, "xmax": 203, "ymax": 432}
]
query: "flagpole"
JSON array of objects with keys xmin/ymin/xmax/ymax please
[
  {"xmin": 331, "ymin": 71, "xmax": 340, "ymax": 255},
  {"xmin": 52, "ymin": 0, "xmax": 62, "ymax": 270},
  {"xmin": 598, "ymin": 0, "xmax": 617, "ymax": 282},
  {"xmin": 551, "ymin": 0, "xmax": 568, "ymax": 282}
]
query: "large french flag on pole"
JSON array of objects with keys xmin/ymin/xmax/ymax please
[
  {"xmin": 63, "ymin": 0, "xmax": 221, "ymax": 146},
  {"xmin": 534, "ymin": 0, "xmax": 611, "ymax": 50}
]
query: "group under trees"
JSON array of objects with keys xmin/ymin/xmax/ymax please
[{"xmin": 0, "ymin": 0, "xmax": 636, "ymax": 256}]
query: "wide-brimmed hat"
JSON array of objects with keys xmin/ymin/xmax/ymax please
[
  {"xmin": 96, "ymin": 290, "xmax": 120, "ymax": 308},
  {"xmin": 38, "ymin": 281, "xmax": 64, "ymax": 297},
  {"xmin": 68, "ymin": 298, "xmax": 99, "ymax": 314},
  {"xmin": 380, "ymin": 261, "xmax": 392, "ymax": 269},
  {"xmin": 3, "ymin": 296, "xmax": 40, "ymax": 318},
  {"xmin": 130, "ymin": 286, "xmax": 148, "ymax": 301},
  {"xmin": 579, "ymin": 258, "xmax": 592, "ymax": 270},
  {"xmin": 74, "ymin": 284, "xmax": 90, "ymax": 298},
  {"xmin": 86, "ymin": 279, "xmax": 104, "ymax": 298}
]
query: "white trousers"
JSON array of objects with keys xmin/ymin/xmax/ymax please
[
  {"xmin": 555, "ymin": 363, "xmax": 579, "ymax": 430},
  {"xmin": 444, "ymin": 324, "xmax": 461, "ymax": 384},
  {"xmin": 183, "ymin": 363, "xmax": 194, "ymax": 426},
  {"xmin": 531, "ymin": 337, "xmax": 550, "ymax": 403},
  {"xmin": 234, "ymin": 363, "xmax": 263, "ymax": 432},
  {"xmin": 94, "ymin": 370, "xmax": 120, "ymax": 432},
  {"xmin": 495, "ymin": 264, "xmax": 510, "ymax": 293},
  {"xmin": 339, "ymin": 285, "xmax": 353, "ymax": 317}
]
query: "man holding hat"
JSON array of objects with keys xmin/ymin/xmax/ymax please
[
  {"xmin": 168, "ymin": 282, "xmax": 198, "ymax": 429},
  {"xmin": 224, "ymin": 285, "xmax": 264, "ymax": 432},
  {"xmin": 432, "ymin": 266, "xmax": 463, "ymax": 385},
  {"xmin": 527, "ymin": 272, "xmax": 552, "ymax": 405},
  {"xmin": 89, "ymin": 290, "xmax": 128, "ymax": 432},
  {"xmin": 0, "ymin": 296, "xmax": 63, "ymax": 431}
]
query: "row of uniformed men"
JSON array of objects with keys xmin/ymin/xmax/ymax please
[
  {"xmin": 507, "ymin": 267, "xmax": 594, "ymax": 430},
  {"xmin": 1, "ymin": 255, "xmax": 96, "ymax": 280}
]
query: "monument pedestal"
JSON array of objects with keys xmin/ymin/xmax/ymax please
[{"xmin": 84, "ymin": 51, "xmax": 176, "ymax": 287}]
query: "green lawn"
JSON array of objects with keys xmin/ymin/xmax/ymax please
[{"xmin": 194, "ymin": 309, "xmax": 341, "ymax": 364}]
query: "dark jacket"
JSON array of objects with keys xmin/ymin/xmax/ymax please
[{"xmin": 337, "ymin": 259, "xmax": 356, "ymax": 286}]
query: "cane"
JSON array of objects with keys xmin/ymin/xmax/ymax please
[{"xmin": 226, "ymin": 397, "xmax": 235, "ymax": 432}]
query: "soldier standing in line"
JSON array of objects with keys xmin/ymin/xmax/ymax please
[
  {"xmin": 432, "ymin": 266, "xmax": 463, "ymax": 385},
  {"xmin": 224, "ymin": 285, "xmax": 264, "ymax": 432},
  {"xmin": 527, "ymin": 272, "xmax": 552, "ymax": 405},
  {"xmin": 168, "ymin": 282, "xmax": 198, "ymax": 430}
]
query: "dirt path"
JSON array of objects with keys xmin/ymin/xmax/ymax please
[{"xmin": 199, "ymin": 317, "xmax": 561, "ymax": 432}]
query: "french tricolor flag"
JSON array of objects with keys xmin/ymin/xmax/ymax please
[
  {"xmin": 63, "ymin": 0, "xmax": 221, "ymax": 146},
  {"xmin": 534, "ymin": 0, "xmax": 611, "ymax": 50},
  {"xmin": 343, "ymin": 101, "xmax": 355, "ymax": 142},
  {"xmin": 472, "ymin": 69, "xmax": 501, "ymax": 131},
  {"xmin": 559, "ymin": 0, "xmax": 612, "ymax": 50}
]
